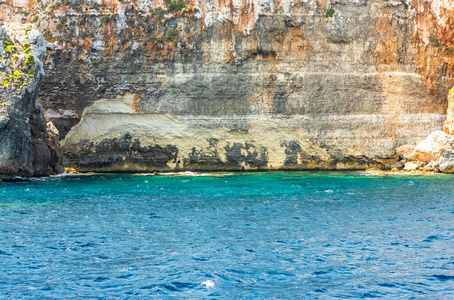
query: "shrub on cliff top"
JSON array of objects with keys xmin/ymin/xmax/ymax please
[
  {"xmin": 57, "ymin": 17, "xmax": 67, "ymax": 29},
  {"xmin": 400, "ymin": 0, "xmax": 409, "ymax": 9},
  {"xmin": 325, "ymin": 8, "xmax": 335, "ymax": 18},
  {"xmin": 3, "ymin": 38, "xmax": 16, "ymax": 58},
  {"xmin": 13, "ymin": 71, "xmax": 22, "ymax": 80},
  {"xmin": 152, "ymin": 7, "xmax": 164, "ymax": 19},
  {"xmin": 165, "ymin": 30, "xmax": 176, "ymax": 40},
  {"xmin": 45, "ymin": 30, "xmax": 54, "ymax": 42},
  {"xmin": 167, "ymin": 0, "xmax": 185, "ymax": 12},
  {"xmin": 23, "ymin": 43, "xmax": 31, "ymax": 53},
  {"xmin": 4, "ymin": 45, "xmax": 16, "ymax": 58},
  {"xmin": 1, "ymin": 76, "xmax": 10, "ymax": 88},
  {"xmin": 149, "ymin": 36, "xmax": 162, "ymax": 44},
  {"xmin": 3, "ymin": 37, "xmax": 13, "ymax": 47},
  {"xmin": 24, "ymin": 54, "xmax": 35, "ymax": 66}
]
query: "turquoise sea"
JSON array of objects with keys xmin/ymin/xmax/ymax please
[{"xmin": 1, "ymin": 172, "xmax": 454, "ymax": 298}]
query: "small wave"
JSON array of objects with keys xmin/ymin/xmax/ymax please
[
  {"xmin": 432, "ymin": 274, "xmax": 454, "ymax": 281},
  {"xmin": 0, "ymin": 250, "xmax": 12, "ymax": 256},
  {"xmin": 94, "ymin": 276, "xmax": 109, "ymax": 282},
  {"xmin": 361, "ymin": 291, "xmax": 382, "ymax": 298},
  {"xmin": 0, "ymin": 202, "xmax": 53, "ymax": 207},
  {"xmin": 50, "ymin": 172, "xmax": 94, "ymax": 178},
  {"xmin": 3, "ymin": 176, "xmax": 28, "ymax": 182},
  {"xmin": 423, "ymin": 235, "xmax": 440, "ymax": 242},
  {"xmin": 201, "ymin": 280, "xmax": 215, "ymax": 288},
  {"xmin": 1, "ymin": 172, "xmax": 95, "ymax": 183},
  {"xmin": 141, "ymin": 282, "xmax": 197, "ymax": 291},
  {"xmin": 133, "ymin": 173, "xmax": 158, "ymax": 176},
  {"xmin": 134, "ymin": 171, "xmax": 230, "ymax": 177},
  {"xmin": 313, "ymin": 269, "xmax": 334, "ymax": 275},
  {"xmin": 158, "ymin": 171, "xmax": 231, "ymax": 177},
  {"xmin": 38, "ymin": 172, "xmax": 95, "ymax": 181}
]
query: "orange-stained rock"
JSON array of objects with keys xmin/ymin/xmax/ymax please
[
  {"xmin": 1, "ymin": 0, "xmax": 454, "ymax": 172},
  {"xmin": 444, "ymin": 87, "xmax": 454, "ymax": 135}
]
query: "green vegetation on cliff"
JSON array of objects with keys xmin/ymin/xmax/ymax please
[{"xmin": 0, "ymin": 25, "xmax": 38, "ymax": 90}]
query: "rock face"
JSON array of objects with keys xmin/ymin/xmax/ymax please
[
  {"xmin": 410, "ymin": 129, "xmax": 454, "ymax": 173},
  {"xmin": 1, "ymin": 1, "xmax": 454, "ymax": 172},
  {"xmin": 438, "ymin": 152, "xmax": 454, "ymax": 174},
  {"xmin": 412, "ymin": 131, "xmax": 454, "ymax": 164},
  {"xmin": 444, "ymin": 87, "xmax": 454, "ymax": 135},
  {"xmin": 63, "ymin": 93, "xmax": 335, "ymax": 171},
  {"xmin": 0, "ymin": 23, "xmax": 62, "ymax": 178}
]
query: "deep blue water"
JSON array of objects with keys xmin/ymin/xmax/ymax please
[{"xmin": 1, "ymin": 171, "xmax": 454, "ymax": 299}]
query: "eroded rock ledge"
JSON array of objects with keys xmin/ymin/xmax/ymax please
[{"xmin": 61, "ymin": 93, "xmax": 427, "ymax": 172}]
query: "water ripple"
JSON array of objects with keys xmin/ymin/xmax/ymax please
[{"xmin": 0, "ymin": 172, "xmax": 453, "ymax": 298}]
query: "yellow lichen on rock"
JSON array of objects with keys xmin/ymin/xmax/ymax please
[
  {"xmin": 64, "ymin": 167, "xmax": 78, "ymax": 174},
  {"xmin": 0, "ymin": 23, "xmax": 43, "ymax": 93}
]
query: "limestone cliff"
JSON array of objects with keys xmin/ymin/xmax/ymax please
[
  {"xmin": 0, "ymin": 22, "xmax": 62, "ymax": 178},
  {"xmin": 1, "ymin": 0, "xmax": 454, "ymax": 172}
]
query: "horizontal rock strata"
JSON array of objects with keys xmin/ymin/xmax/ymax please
[{"xmin": 1, "ymin": 0, "xmax": 454, "ymax": 172}]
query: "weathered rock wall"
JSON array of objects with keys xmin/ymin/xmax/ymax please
[
  {"xmin": 0, "ymin": 22, "xmax": 62, "ymax": 178},
  {"xmin": 1, "ymin": 0, "xmax": 454, "ymax": 172}
]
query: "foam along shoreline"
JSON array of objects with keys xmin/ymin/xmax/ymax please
[
  {"xmin": 133, "ymin": 171, "xmax": 231, "ymax": 177},
  {"xmin": 362, "ymin": 168, "xmax": 448, "ymax": 176},
  {"xmin": 0, "ymin": 169, "xmax": 96, "ymax": 182}
]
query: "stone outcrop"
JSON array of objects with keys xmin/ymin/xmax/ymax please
[
  {"xmin": 438, "ymin": 152, "xmax": 454, "ymax": 174},
  {"xmin": 0, "ymin": 22, "xmax": 62, "ymax": 178},
  {"xmin": 412, "ymin": 131, "xmax": 454, "ymax": 164},
  {"xmin": 62, "ymin": 93, "xmax": 333, "ymax": 171},
  {"xmin": 403, "ymin": 161, "xmax": 424, "ymax": 172},
  {"xmin": 409, "ymin": 128, "xmax": 454, "ymax": 174},
  {"xmin": 0, "ymin": 1, "xmax": 454, "ymax": 172}
]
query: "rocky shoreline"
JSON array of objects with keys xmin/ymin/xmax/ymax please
[{"xmin": 1, "ymin": 0, "xmax": 454, "ymax": 177}]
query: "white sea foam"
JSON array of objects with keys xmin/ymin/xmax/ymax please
[
  {"xmin": 158, "ymin": 171, "xmax": 231, "ymax": 177},
  {"xmin": 23, "ymin": 172, "xmax": 95, "ymax": 182},
  {"xmin": 201, "ymin": 280, "xmax": 215, "ymax": 288}
]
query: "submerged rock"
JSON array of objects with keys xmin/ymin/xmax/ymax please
[{"xmin": 0, "ymin": 23, "xmax": 62, "ymax": 178}]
